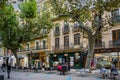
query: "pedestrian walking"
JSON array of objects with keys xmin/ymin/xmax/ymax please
[{"xmin": 7, "ymin": 63, "xmax": 11, "ymax": 79}]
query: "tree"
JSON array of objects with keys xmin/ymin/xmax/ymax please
[
  {"xmin": 0, "ymin": 3, "xmax": 20, "ymax": 66},
  {"xmin": 50, "ymin": 0, "xmax": 120, "ymax": 69},
  {"xmin": 0, "ymin": 0, "xmax": 52, "ymax": 66}
]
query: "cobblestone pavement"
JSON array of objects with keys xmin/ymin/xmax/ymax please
[{"xmin": 0, "ymin": 69, "xmax": 111, "ymax": 80}]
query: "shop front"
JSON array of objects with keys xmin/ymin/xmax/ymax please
[
  {"xmin": 28, "ymin": 53, "xmax": 40, "ymax": 68},
  {"xmin": 18, "ymin": 54, "xmax": 28, "ymax": 67},
  {"xmin": 49, "ymin": 51, "xmax": 87, "ymax": 69},
  {"xmin": 28, "ymin": 52, "xmax": 48, "ymax": 69},
  {"xmin": 94, "ymin": 52, "xmax": 120, "ymax": 69}
]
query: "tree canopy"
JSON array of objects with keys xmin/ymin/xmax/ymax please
[{"xmin": 0, "ymin": 0, "xmax": 52, "ymax": 66}]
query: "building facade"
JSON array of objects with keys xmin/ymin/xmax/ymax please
[
  {"xmin": 94, "ymin": 8, "xmax": 120, "ymax": 68},
  {"xmin": 49, "ymin": 20, "xmax": 88, "ymax": 69},
  {"xmin": 17, "ymin": 35, "xmax": 50, "ymax": 68}
]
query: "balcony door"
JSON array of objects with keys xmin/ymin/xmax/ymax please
[
  {"xmin": 36, "ymin": 42, "xmax": 39, "ymax": 50},
  {"xmin": 43, "ymin": 40, "xmax": 46, "ymax": 49},
  {"xmin": 55, "ymin": 38, "xmax": 59, "ymax": 49},
  {"xmin": 64, "ymin": 36, "xmax": 69, "ymax": 49}
]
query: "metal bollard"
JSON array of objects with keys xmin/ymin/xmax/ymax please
[{"xmin": 0, "ymin": 75, "xmax": 4, "ymax": 80}]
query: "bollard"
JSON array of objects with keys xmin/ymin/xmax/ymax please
[{"xmin": 0, "ymin": 75, "xmax": 4, "ymax": 80}]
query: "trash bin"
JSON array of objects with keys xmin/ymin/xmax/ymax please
[{"xmin": 0, "ymin": 75, "xmax": 4, "ymax": 80}]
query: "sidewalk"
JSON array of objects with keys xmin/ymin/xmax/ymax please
[{"xmin": 0, "ymin": 69, "xmax": 108, "ymax": 80}]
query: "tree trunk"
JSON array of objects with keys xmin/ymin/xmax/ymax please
[
  {"xmin": 12, "ymin": 50, "xmax": 20, "ymax": 67},
  {"xmin": 85, "ymin": 37, "xmax": 95, "ymax": 70}
]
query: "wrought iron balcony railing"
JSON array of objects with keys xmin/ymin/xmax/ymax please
[
  {"xmin": 109, "ymin": 41, "xmax": 120, "ymax": 48},
  {"xmin": 95, "ymin": 41, "xmax": 105, "ymax": 49},
  {"xmin": 62, "ymin": 28, "xmax": 69, "ymax": 34},
  {"xmin": 54, "ymin": 30, "xmax": 60, "ymax": 36},
  {"xmin": 112, "ymin": 15, "xmax": 120, "ymax": 23}
]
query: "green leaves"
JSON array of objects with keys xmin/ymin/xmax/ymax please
[{"xmin": 19, "ymin": 0, "xmax": 37, "ymax": 18}]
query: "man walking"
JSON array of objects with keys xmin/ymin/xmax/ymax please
[{"xmin": 7, "ymin": 63, "xmax": 11, "ymax": 79}]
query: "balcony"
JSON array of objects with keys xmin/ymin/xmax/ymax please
[
  {"xmin": 109, "ymin": 41, "xmax": 120, "ymax": 48},
  {"xmin": 54, "ymin": 30, "xmax": 60, "ymax": 36},
  {"xmin": 112, "ymin": 15, "xmax": 120, "ymax": 23},
  {"xmin": 95, "ymin": 41, "xmax": 105, "ymax": 49},
  {"xmin": 64, "ymin": 43, "xmax": 74, "ymax": 50},
  {"xmin": 73, "ymin": 23, "xmax": 80, "ymax": 32},
  {"xmin": 62, "ymin": 28, "xmax": 69, "ymax": 34},
  {"xmin": 17, "ymin": 48, "xmax": 30, "ymax": 52},
  {"xmin": 94, "ymin": 41, "xmax": 120, "ymax": 53},
  {"xmin": 18, "ymin": 46, "xmax": 48, "ymax": 53},
  {"xmin": 30, "ymin": 46, "xmax": 48, "ymax": 50},
  {"xmin": 53, "ymin": 43, "xmax": 74, "ymax": 51}
]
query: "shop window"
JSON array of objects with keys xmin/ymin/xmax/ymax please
[
  {"xmin": 74, "ymin": 33, "xmax": 80, "ymax": 45},
  {"xmin": 52, "ymin": 57, "xmax": 58, "ymax": 62},
  {"xmin": 75, "ymin": 53, "xmax": 80, "ymax": 68},
  {"xmin": 70, "ymin": 57, "xmax": 74, "ymax": 67},
  {"xmin": 52, "ymin": 56, "xmax": 58, "ymax": 66}
]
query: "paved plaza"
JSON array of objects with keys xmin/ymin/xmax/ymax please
[{"xmin": 0, "ymin": 69, "xmax": 111, "ymax": 80}]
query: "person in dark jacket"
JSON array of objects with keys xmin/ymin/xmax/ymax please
[
  {"xmin": 7, "ymin": 63, "xmax": 11, "ymax": 79},
  {"xmin": 111, "ymin": 65, "xmax": 118, "ymax": 75}
]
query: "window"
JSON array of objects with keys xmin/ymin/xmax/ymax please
[
  {"xmin": 74, "ymin": 22, "xmax": 79, "ymax": 29},
  {"xmin": 74, "ymin": 33, "xmax": 80, "ymax": 45},
  {"xmin": 64, "ymin": 22, "xmax": 69, "ymax": 31},
  {"xmin": 64, "ymin": 36, "xmax": 69, "ymax": 48},
  {"xmin": 112, "ymin": 29, "xmax": 120, "ymax": 46},
  {"xmin": 36, "ymin": 42, "xmax": 39, "ymax": 49},
  {"xmin": 55, "ymin": 38, "xmax": 59, "ymax": 49},
  {"xmin": 95, "ymin": 34, "xmax": 102, "ymax": 48},
  {"xmin": 112, "ymin": 29, "xmax": 120, "ymax": 41},
  {"xmin": 111, "ymin": 9, "xmax": 120, "ymax": 21},
  {"xmin": 42, "ymin": 29, "xmax": 47, "ymax": 34},
  {"xmin": 55, "ymin": 26, "xmax": 60, "ymax": 34},
  {"xmin": 55, "ymin": 26, "xmax": 59, "ymax": 31},
  {"xmin": 43, "ymin": 40, "xmax": 46, "ymax": 49},
  {"xmin": 112, "ymin": 9, "xmax": 119, "ymax": 17}
]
